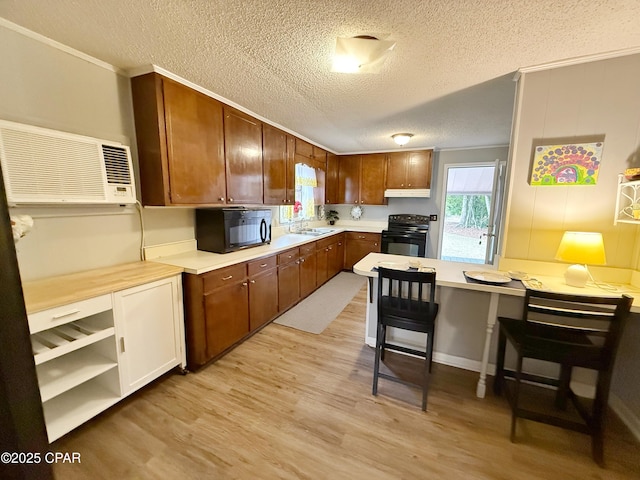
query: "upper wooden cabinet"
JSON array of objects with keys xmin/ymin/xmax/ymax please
[
  {"xmin": 263, "ymin": 124, "xmax": 295, "ymax": 205},
  {"xmin": 386, "ymin": 150, "xmax": 433, "ymax": 189},
  {"xmin": 338, "ymin": 154, "xmax": 387, "ymax": 205},
  {"xmin": 223, "ymin": 106, "xmax": 264, "ymax": 204},
  {"xmin": 295, "ymin": 138, "xmax": 326, "ymax": 167},
  {"xmin": 131, "ymin": 73, "xmax": 226, "ymax": 205},
  {"xmin": 325, "ymin": 153, "xmax": 339, "ymax": 205}
]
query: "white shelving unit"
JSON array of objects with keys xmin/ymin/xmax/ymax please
[
  {"xmin": 26, "ymin": 272, "xmax": 186, "ymax": 443},
  {"xmin": 28, "ymin": 294, "xmax": 121, "ymax": 442},
  {"xmin": 614, "ymin": 175, "xmax": 640, "ymax": 225}
]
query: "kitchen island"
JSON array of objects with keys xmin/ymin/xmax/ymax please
[{"xmin": 353, "ymin": 252, "xmax": 640, "ymax": 398}]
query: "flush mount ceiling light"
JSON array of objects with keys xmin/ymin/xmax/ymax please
[
  {"xmin": 392, "ymin": 133, "xmax": 413, "ymax": 146},
  {"xmin": 331, "ymin": 35, "xmax": 396, "ymax": 74}
]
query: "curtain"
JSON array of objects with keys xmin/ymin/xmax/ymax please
[{"xmin": 281, "ymin": 163, "xmax": 317, "ymax": 221}]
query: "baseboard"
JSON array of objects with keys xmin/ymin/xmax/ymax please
[{"xmin": 610, "ymin": 394, "xmax": 640, "ymax": 442}]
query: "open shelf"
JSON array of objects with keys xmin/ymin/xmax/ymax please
[
  {"xmin": 31, "ymin": 320, "xmax": 115, "ymax": 365},
  {"xmin": 36, "ymin": 346, "xmax": 118, "ymax": 402},
  {"xmin": 42, "ymin": 371, "xmax": 121, "ymax": 443},
  {"xmin": 614, "ymin": 176, "xmax": 640, "ymax": 225}
]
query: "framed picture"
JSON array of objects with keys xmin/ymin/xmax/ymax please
[{"xmin": 529, "ymin": 142, "xmax": 603, "ymax": 186}]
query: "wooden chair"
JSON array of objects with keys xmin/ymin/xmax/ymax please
[
  {"xmin": 493, "ymin": 288, "xmax": 633, "ymax": 466},
  {"xmin": 372, "ymin": 267, "xmax": 439, "ymax": 411}
]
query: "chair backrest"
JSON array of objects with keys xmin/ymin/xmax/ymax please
[
  {"xmin": 377, "ymin": 267, "xmax": 437, "ymax": 326},
  {"xmin": 521, "ymin": 289, "xmax": 633, "ymax": 369}
]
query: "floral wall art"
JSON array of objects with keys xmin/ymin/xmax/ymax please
[{"xmin": 529, "ymin": 142, "xmax": 604, "ymax": 186}]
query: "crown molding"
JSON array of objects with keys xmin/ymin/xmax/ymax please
[
  {"xmin": 518, "ymin": 46, "xmax": 640, "ymax": 76},
  {"xmin": 0, "ymin": 18, "xmax": 124, "ymax": 74}
]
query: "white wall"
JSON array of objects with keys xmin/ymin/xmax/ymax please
[
  {"xmin": 503, "ymin": 53, "xmax": 640, "ymax": 268},
  {"xmin": 0, "ymin": 23, "xmax": 194, "ymax": 280}
]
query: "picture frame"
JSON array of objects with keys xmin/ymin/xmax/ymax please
[{"xmin": 529, "ymin": 141, "xmax": 604, "ymax": 186}]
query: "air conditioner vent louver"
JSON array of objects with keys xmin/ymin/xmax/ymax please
[
  {"xmin": 0, "ymin": 120, "xmax": 136, "ymax": 205},
  {"xmin": 102, "ymin": 145, "xmax": 132, "ymax": 185}
]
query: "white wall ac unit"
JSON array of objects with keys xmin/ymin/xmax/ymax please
[{"xmin": 0, "ymin": 120, "xmax": 137, "ymax": 205}]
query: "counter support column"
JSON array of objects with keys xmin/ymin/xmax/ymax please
[{"xmin": 476, "ymin": 292, "xmax": 499, "ymax": 398}]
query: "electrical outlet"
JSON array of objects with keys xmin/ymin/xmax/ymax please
[{"xmin": 429, "ymin": 214, "xmax": 438, "ymax": 221}]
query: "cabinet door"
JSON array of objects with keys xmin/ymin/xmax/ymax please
[
  {"xmin": 325, "ymin": 153, "xmax": 339, "ymax": 204},
  {"xmin": 338, "ymin": 155, "xmax": 361, "ymax": 204},
  {"xmin": 345, "ymin": 233, "xmax": 381, "ymax": 270},
  {"xmin": 316, "ymin": 246, "xmax": 329, "ymax": 285},
  {"xmin": 329, "ymin": 234, "xmax": 345, "ymax": 277},
  {"xmin": 386, "ymin": 152, "xmax": 408, "ymax": 189},
  {"xmin": 359, "ymin": 153, "xmax": 387, "ymax": 205},
  {"xmin": 249, "ymin": 268, "xmax": 279, "ymax": 331},
  {"xmin": 163, "ymin": 78, "xmax": 226, "ymax": 204},
  {"xmin": 406, "ymin": 150, "xmax": 432, "ymax": 189},
  {"xmin": 114, "ymin": 276, "xmax": 182, "ymax": 396},
  {"xmin": 263, "ymin": 124, "xmax": 293, "ymax": 205},
  {"xmin": 299, "ymin": 252, "xmax": 317, "ymax": 298},
  {"xmin": 224, "ymin": 106, "xmax": 264, "ymax": 204},
  {"xmin": 278, "ymin": 261, "xmax": 300, "ymax": 312},
  {"xmin": 205, "ymin": 280, "xmax": 249, "ymax": 359}
]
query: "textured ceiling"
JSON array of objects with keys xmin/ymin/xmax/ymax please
[{"xmin": 1, "ymin": 0, "xmax": 640, "ymax": 153}]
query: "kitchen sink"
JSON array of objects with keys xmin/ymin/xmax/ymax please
[{"xmin": 297, "ymin": 227, "xmax": 336, "ymax": 236}]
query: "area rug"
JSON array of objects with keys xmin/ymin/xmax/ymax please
[{"xmin": 273, "ymin": 272, "xmax": 367, "ymax": 334}]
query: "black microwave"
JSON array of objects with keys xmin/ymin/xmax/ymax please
[{"xmin": 195, "ymin": 207, "xmax": 272, "ymax": 253}]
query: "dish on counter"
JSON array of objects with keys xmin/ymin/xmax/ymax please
[
  {"xmin": 507, "ymin": 270, "xmax": 529, "ymax": 280},
  {"xmin": 376, "ymin": 261, "xmax": 410, "ymax": 271},
  {"xmin": 464, "ymin": 271, "xmax": 512, "ymax": 284}
]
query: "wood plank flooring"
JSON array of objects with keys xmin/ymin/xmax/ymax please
[{"xmin": 52, "ymin": 285, "xmax": 640, "ymax": 479}]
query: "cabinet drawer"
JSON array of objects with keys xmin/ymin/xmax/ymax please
[
  {"xmin": 316, "ymin": 236, "xmax": 336, "ymax": 250},
  {"xmin": 247, "ymin": 255, "xmax": 277, "ymax": 276},
  {"xmin": 299, "ymin": 242, "xmax": 316, "ymax": 256},
  {"xmin": 278, "ymin": 248, "xmax": 300, "ymax": 265},
  {"xmin": 346, "ymin": 232, "xmax": 380, "ymax": 242},
  {"xmin": 28, "ymin": 294, "xmax": 112, "ymax": 335},
  {"xmin": 202, "ymin": 264, "xmax": 247, "ymax": 293}
]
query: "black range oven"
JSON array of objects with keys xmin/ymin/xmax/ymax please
[{"xmin": 381, "ymin": 214, "xmax": 430, "ymax": 257}]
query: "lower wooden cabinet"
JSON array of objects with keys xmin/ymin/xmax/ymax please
[
  {"xmin": 248, "ymin": 258, "xmax": 279, "ymax": 331},
  {"xmin": 278, "ymin": 247, "xmax": 301, "ymax": 312},
  {"xmin": 183, "ymin": 231, "xmax": 366, "ymax": 370},
  {"xmin": 344, "ymin": 232, "xmax": 381, "ymax": 270}
]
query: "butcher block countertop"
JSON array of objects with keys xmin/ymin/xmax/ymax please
[{"xmin": 22, "ymin": 261, "xmax": 184, "ymax": 314}]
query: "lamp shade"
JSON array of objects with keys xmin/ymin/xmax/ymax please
[
  {"xmin": 392, "ymin": 133, "xmax": 413, "ymax": 146},
  {"xmin": 555, "ymin": 231, "xmax": 606, "ymax": 265}
]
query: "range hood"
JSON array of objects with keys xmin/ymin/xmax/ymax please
[{"xmin": 384, "ymin": 188, "xmax": 430, "ymax": 198}]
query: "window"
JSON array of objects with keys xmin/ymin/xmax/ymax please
[{"xmin": 279, "ymin": 163, "xmax": 317, "ymax": 223}]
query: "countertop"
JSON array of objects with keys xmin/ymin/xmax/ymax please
[
  {"xmin": 354, "ymin": 252, "xmax": 640, "ymax": 312},
  {"xmin": 22, "ymin": 261, "xmax": 184, "ymax": 314},
  {"xmin": 151, "ymin": 225, "xmax": 384, "ymax": 275}
]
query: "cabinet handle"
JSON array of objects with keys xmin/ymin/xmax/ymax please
[
  {"xmin": 359, "ymin": 235, "xmax": 365, "ymax": 239},
  {"xmin": 120, "ymin": 337, "xmax": 125, "ymax": 353},
  {"xmin": 218, "ymin": 197, "xmax": 225, "ymax": 201},
  {"xmin": 52, "ymin": 309, "xmax": 80, "ymax": 319},
  {"xmin": 408, "ymin": 183, "xmax": 411, "ymax": 187},
  {"xmin": 228, "ymin": 198, "xmax": 234, "ymax": 202},
  {"xmin": 250, "ymin": 280, "xmax": 256, "ymax": 284},
  {"xmin": 222, "ymin": 275, "xmax": 233, "ymax": 281},
  {"xmin": 401, "ymin": 183, "xmax": 404, "ymax": 187},
  {"xmin": 328, "ymin": 246, "xmax": 332, "ymax": 250},
  {"xmin": 374, "ymin": 243, "xmax": 378, "ymax": 246},
  {"xmin": 242, "ymin": 282, "xmax": 248, "ymax": 286},
  {"xmin": 300, "ymin": 258, "xmax": 305, "ymax": 263},
  {"xmin": 260, "ymin": 263, "xmax": 268, "ymax": 268}
]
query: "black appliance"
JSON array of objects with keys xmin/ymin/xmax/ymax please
[
  {"xmin": 195, "ymin": 207, "xmax": 271, "ymax": 253},
  {"xmin": 381, "ymin": 214, "xmax": 430, "ymax": 257}
]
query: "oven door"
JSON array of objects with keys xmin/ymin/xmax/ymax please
[{"xmin": 381, "ymin": 231, "xmax": 427, "ymax": 257}]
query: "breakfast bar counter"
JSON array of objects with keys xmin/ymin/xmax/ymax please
[{"xmin": 353, "ymin": 252, "xmax": 640, "ymax": 398}]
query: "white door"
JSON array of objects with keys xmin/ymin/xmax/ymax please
[
  {"xmin": 113, "ymin": 276, "xmax": 183, "ymax": 396},
  {"xmin": 438, "ymin": 161, "xmax": 505, "ymax": 264}
]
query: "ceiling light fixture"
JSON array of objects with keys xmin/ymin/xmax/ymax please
[
  {"xmin": 392, "ymin": 133, "xmax": 413, "ymax": 146},
  {"xmin": 331, "ymin": 35, "xmax": 396, "ymax": 74}
]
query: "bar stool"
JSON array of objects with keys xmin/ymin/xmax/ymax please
[
  {"xmin": 493, "ymin": 288, "xmax": 633, "ymax": 466},
  {"xmin": 372, "ymin": 266, "xmax": 439, "ymax": 411}
]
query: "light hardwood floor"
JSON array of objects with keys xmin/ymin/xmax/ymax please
[{"xmin": 53, "ymin": 285, "xmax": 640, "ymax": 479}]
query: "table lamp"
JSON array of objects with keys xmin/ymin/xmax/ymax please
[{"xmin": 554, "ymin": 231, "xmax": 606, "ymax": 287}]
